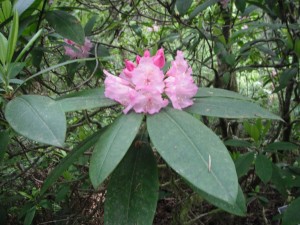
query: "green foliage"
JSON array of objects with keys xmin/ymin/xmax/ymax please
[
  {"xmin": 147, "ymin": 107, "xmax": 238, "ymax": 204},
  {"xmin": 282, "ymin": 197, "xmax": 300, "ymax": 225},
  {"xmin": 89, "ymin": 113, "xmax": 144, "ymax": 189},
  {"xmin": 105, "ymin": 143, "xmax": 159, "ymax": 225},
  {"xmin": 46, "ymin": 10, "xmax": 85, "ymax": 45},
  {"xmin": 5, "ymin": 95, "xmax": 66, "ymax": 147},
  {"xmin": 57, "ymin": 87, "xmax": 117, "ymax": 112},
  {"xmin": 0, "ymin": 0, "xmax": 300, "ymax": 224},
  {"xmin": 187, "ymin": 97, "xmax": 282, "ymax": 120}
]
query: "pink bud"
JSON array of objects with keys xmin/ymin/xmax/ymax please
[
  {"xmin": 125, "ymin": 60, "xmax": 135, "ymax": 71},
  {"xmin": 144, "ymin": 50, "xmax": 151, "ymax": 57},
  {"xmin": 136, "ymin": 55, "xmax": 141, "ymax": 64},
  {"xmin": 152, "ymin": 48, "xmax": 165, "ymax": 68}
]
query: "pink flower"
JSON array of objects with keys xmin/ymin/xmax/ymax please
[
  {"xmin": 104, "ymin": 48, "xmax": 198, "ymax": 114},
  {"xmin": 165, "ymin": 51, "xmax": 198, "ymax": 110},
  {"xmin": 133, "ymin": 91, "xmax": 168, "ymax": 114},
  {"xmin": 104, "ymin": 70, "xmax": 137, "ymax": 114},
  {"xmin": 131, "ymin": 57, "xmax": 165, "ymax": 93},
  {"xmin": 64, "ymin": 38, "xmax": 93, "ymax": 59}
]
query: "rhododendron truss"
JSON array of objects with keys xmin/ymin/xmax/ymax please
[
  {"xmin": 104, "ymin": 49, "xmax": 198, "ymax": 114},
  {"xmin": 64, "ymin": 38, "xmax": 93, "ymax": 59}
]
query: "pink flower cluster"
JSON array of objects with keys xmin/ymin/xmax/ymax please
[
  {"xmin": 104, "ymin": 49, "xmax": 198, "ymax": 114},
  {"xmin": 64, "ymin": 38, "xmax": 93, "ymax": 59}
]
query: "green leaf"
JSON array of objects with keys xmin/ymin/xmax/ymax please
[
  {"xmin": 274, "ymin": 68, "xmax": 297, "ymax": 93},
  {"xmin": 7, "ymin": 62, "xmax": 25, "ymax": 79},
  {"xmin": 235, "ymin": 0, "xmax": 246, "ymax": 12},
  {"xmin": 57, "ymin": 87, "xmax": 117, "ymax": 112},
  {"xmin": 189, "ymin": 0, "xmax": 219, "ymax": 20},
  {"xmin": 84, "ymin": 15, "xmax": 97, "ymax": 36},
  {"xmin": 235, "ymin": 152, "xmax": 254, "ymax": 178},
  {"xmin": 15, "ymin": 29, "xmax": 43, "ymax": 63},
  {"xmin": 40, "ymin": 130, "xmax": 103, "ymax": 195},
  {"xmin": 0, "ymin": 130, "xmax": 9, "ymax": 160},
  {"xmin": 271, "ymin": 164, "xmax": 288, "ymax": 197},
  {"xmin": 195, "ymin": 185, "xmax": 246, "ymax": 216},
  {"xmin": 14, "ymin": 0, "xmax": 34, "ymax": 15},
  {"xmin": 244, "ymin": 121, "xmax": 260, "ymax": 142},
  {"xmin": 23, "ymin": 206, "xmax": 35, "ymax": 225},
  {"xmin": 105, "ymin": 144, "xmax": 158, "ymax": 225},
  {"xmin": 0, "ymin": 0, "xmax": 12, "ymax": 22},
  {"xmin": 294, "ymin": 39, "xmax": 300, "ymax": 58},
  {"xmin": 265, "ymin": 142, "xmax": 299, "ymax": 152},
  {"xmin": 224, "ymin": 139, "xmax": 252, "ymax": 148},
  {"xmin": 187, "ymin": 97, "xmax": 282, "ymax": 120},
  {"xmin": 6, "ymin": 10, "xmax": 18, "ymax": 63},
  {"xmin": 15, "ymin": 58, "xmax": 96, "ymax": 92},
  {"xmin": 176, "ymin": 0, "xmax": 193, "ymax": 15},
  {"xmin": 255, "ymin": 154, "xmax": 272, "ymax": 184},
  {"xmin": 282, "ymin": 197, "xmax": 300, "ymax": 225},
  {"xmin": 0, "ymin": 32, "xmax": 8, "ymax": 65},
  {"xmin": 89, "ymin": 113, "xmax": 144, "ymax": 189},
  {"xmin": 5, "ymin": 95, "xmax": 66, "ymax": 147},
  {"xmin": 195, "ymin": 88, "xmax": 250, "ymax": 100},
  {"xmin": 46, "ymin": 10, "xmax": 85, "ymax": 45},
  {"xmin": 147, "ymin": 107, "xmax": 238, "ymax": 204},
  {"xmin": 158, "ymin": 33, "xmax": 180, "ymax": 44}
]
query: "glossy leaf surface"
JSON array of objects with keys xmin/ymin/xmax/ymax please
[
  {"xmin": 5, "ymin": 95, "xmax": 66, "ymax": 147},
  {"xmin": 89, "ymin": 113, "xmax": 143, "ymax": 189},
  {"xmin": 105, "ymin": 144, "xmax": 158, "ymax": 225},
  {"xmin": 147, "ymin": 107, "xmax": 238, "ymax": 204}
]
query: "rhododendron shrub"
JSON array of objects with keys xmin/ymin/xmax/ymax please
[{"xmin": 104, "ymin": 49, "xmax": 198, "ymax": 114}]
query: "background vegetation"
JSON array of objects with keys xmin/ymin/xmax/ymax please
[{"xmin": 0, "ymin": 0, "xmax": 299, "ymax": 224}]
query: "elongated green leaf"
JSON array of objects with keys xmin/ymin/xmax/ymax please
[
  {"xmin": 187, "ymin": 97, "xmax": 282, "ymax": 120},
  {"xmin": 15, "ymin": 29, "xmax": 43, "ymax": 62},
  {"xmin": 235, "ymin": 152, "xmax": 254, "ymax": 178},
  {"xmin": 0, "ymin": 0, "xmax": 12, "ymax": 22},
  {"xmin": 89, "ymin": 113, "xmax": 144, "ymax": 189},
  {"xmin": 84, "ymin": 15, "xmax": 97, "ymax": 36},
  {"xmin": 7, "ymin": 62, "xmax": 25, "ymax": 79},
  {"xmin": 147, "ymin": 108, "xmax": 238, "ymax": 204},
  {"xmin": 14, "ymin": 0, "xmax": 34, "ymax": 15},
  {"xmin": 176, "ymin": 0, "xmax": 193, "ymax": 15},
  {"xmin": 282, "ymin": 197, "xmax": 300, "ymax": 225},
  {"xmin": 6, "ymin": 10, "xmax": 18, "ymax": 63},
  {"xmin": 105, "ymin": 144, "xmax": 158, "ymax": 225},
  {"xmin": 15, "ymin": 58, "xmax": 95, "ymax": 92},
  {"xmin": 23, "ymin": 206, "xmax": 36, "ymax": 225},
  {"xmin": 265, "ymin": 142, "xmax": 299, "ymax": 152},
  {"xmin": 0, "ymin": 32, "xmax": 8, "ymax": 65},
  {"xmin": 46, "ymin": 10, "xmax": 85, "ymax": 45},
  {"xmin": 294, "ymin": 39, "xmax": 300, "ymax": 58},
  {"xmin": 189, "ymin": 0, "xmax": 219, "ymax": 20},
  {"xmin": 57, "ymin": 87, "xmax": 116, "ymax": 112},
  {"xmin": 194, "ymin": 185, "xmax": 246, "ymax": 216},
  {"xmin": 40, "ymin": 130, "xmax": 103, "ymax": 195},
  {"xmin": 195, "ymin": 88, "xmax": 250, "ymax": 100},
  {"xmin": 5, "ymin": 95, "xmax": 66, "ymax": 147},
  {"xmin": 255, "ymin": 154, "xmax": 272, "ymax": 184},
  {"xmin": 224, "ymin": 139, "xmax": 252, "ymax": 148}
]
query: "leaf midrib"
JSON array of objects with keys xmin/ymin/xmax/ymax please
[
  {"xmin": 163, "ymin": 109, "xmax": 234, "ymax": 201},
  {"xmin": 18, "ymin": 97, "xmax": 61, "ymax": 145}
]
